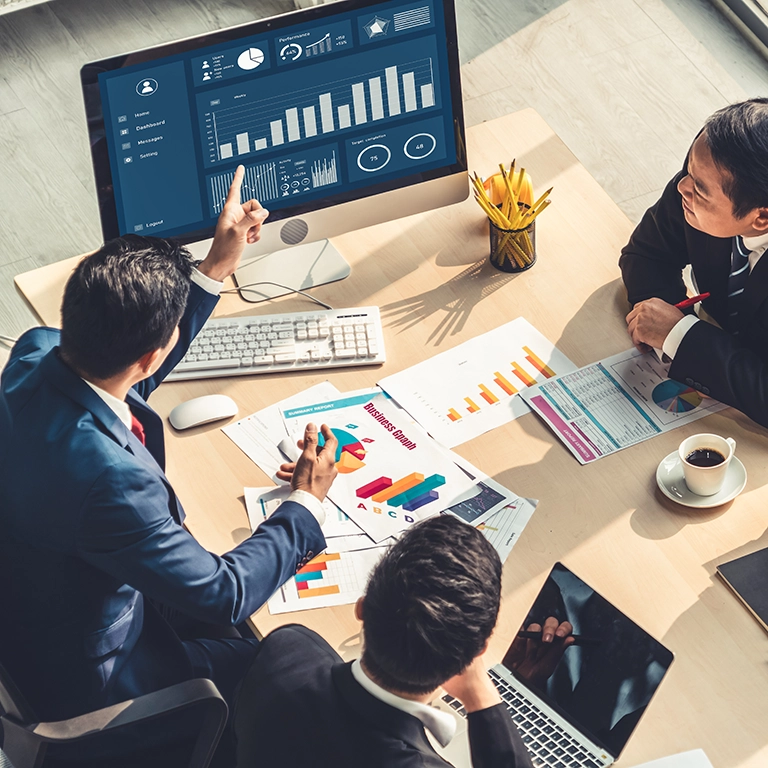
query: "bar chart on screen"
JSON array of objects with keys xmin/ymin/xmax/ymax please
[
  {"xmin": 207, "ymin": 144, "xmax": 340, "ymax": 214},
  {"xmin": 268, "ymin": 547, "xmax": 388, "ymax": 613},
  {"xmin": 378, "ymin": 318, "xmax": 577, "ymax": 448},
  {"xmin": 198, "ymin": 40, "xmax": 440, "ymax": 168}
]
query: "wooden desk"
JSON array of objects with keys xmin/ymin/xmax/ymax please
[{"xmin": 15, "ymin": 110, "xmax": 768, "ymax": 767}]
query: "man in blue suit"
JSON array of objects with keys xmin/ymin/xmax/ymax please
[{"xmin": 0, "ymin": 167, "xmax": 337, "ymax": 734}]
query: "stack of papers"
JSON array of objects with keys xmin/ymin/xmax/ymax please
[{"xmin": 227, "ymin": 383, "xmax": 538, "ymax": 614}]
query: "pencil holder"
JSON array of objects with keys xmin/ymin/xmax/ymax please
[{"xmin": 488, "ymin": 215, "xmax": 536, "ymax": 273}]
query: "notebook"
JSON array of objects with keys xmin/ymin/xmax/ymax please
[{"xmin": 716, "ymin": 546, "xmax": 768, "ymax": 633}]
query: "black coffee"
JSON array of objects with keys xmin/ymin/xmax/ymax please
[{"xmin": 685, "ymin": 448, "xmax": 725, "ymax": 467}]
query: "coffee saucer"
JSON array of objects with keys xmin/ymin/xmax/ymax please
[{"xmin": 656, "ymin": 451, "xmax": 747, "ymax": 508}]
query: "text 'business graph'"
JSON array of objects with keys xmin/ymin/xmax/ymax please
[{"xmin": 206, "ymin": 57, "xmax": 437, "ymax": 165}]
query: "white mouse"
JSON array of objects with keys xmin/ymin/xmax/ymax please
[{"xmin": 169, "ymin": 394, "xmax": 238, "ymax": 430}]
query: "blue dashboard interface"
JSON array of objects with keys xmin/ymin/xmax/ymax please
[{"xmin": 97, "ymin": 0, "xmax": 458, "ymax": 239}]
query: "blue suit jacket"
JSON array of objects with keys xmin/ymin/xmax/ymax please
[{"xmin": 0, "ymin": 282, "xmax": 325, "ymax": 720}]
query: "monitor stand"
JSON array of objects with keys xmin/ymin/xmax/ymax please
[{"xmin": 232, "ymin": 239, "xmax": 350, "ymax": 303}]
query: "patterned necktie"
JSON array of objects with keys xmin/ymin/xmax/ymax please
[
  {"xmin": 130, "ymin": 413, "xmax": 146, "ymax": 446},
  {"xmin": 727, "ymin": 235, "xmax": 750, "ymax": 334}
]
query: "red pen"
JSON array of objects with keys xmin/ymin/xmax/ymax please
[{"xmin": 675, "ymin": 292, "xmax": 710, "ymax": 310}]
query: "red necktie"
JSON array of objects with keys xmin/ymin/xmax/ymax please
[{"xmin": 130, "ymin": 413, "xmax": 146, "ymax": 446}]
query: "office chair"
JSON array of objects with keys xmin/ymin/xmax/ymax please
[{"xmin": 0, "ymin": 660, "xmax": 227, "ymax": 768}]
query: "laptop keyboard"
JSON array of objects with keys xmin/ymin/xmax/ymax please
[{"xmin": 440, "ymin": 669, "xmax": 604, "ymax": 768}]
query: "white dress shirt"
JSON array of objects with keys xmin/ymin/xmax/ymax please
[
  {"xmin": 80, "ymin": 267, "xmax": 326, "ymax": 525},
  {"xmin": 351, "ymin": 658, "xmax": 457, "ymax": 748},
  {"xmin": 662, "ymin": 231, "xmax": 768, "ymax": 359}
]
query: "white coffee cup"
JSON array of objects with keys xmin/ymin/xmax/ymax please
[{"xmin": 678, "ymin": 433, "xmax": 736, "ymax": 496}]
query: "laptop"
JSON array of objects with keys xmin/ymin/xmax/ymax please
[{"xmin": 432, "ymin": 563, "xmax": 674, "ymax": 767}]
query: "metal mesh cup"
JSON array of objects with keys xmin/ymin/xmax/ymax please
[{"xmin": 488, "ymin": 216, "xmax": 536, "ymax": 273}]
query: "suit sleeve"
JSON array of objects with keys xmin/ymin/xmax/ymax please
[
  {"xmin": 132, "ymin": 281, "xmax": 218, "ymax": 401},
  {"xmin": 619, "ymin": 171, "xmax": 690, "ymax": 307},
  {"xmin": 75, "ymin": 462, "xmax": 326, "ymax": 625},
  {"xmin": 670, "ymin": 320, "xmax": 768, "ymax": 427},
  {"xmin": 467, "ymin": 704, "xmax": 533, "ymax": 768}
]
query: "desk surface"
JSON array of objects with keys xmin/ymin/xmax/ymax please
[{"xmin": 15, "ymin": 109, "xmax": 768, "ymax": 767}]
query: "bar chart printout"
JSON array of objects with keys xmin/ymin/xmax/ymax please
[
  {"xmin": 378, "ymin": 318, "xmax": 577, "ymax": 448},
  {"xmin": 521, "ymin": 349, "xmax": 727, "ymax": 465},
  {"xmin": 268, "ymin": 547, "xmax": 388, "ymax": 613}
]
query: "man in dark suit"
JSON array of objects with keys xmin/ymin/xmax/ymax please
[
  {"xmin": 620, "ymin": 98, "xmax": 768, "ymax": 427},
  {"xmin": 233, "ymin": 515, "xmax": 533, "ymax": 768},
  {"xmin": 0, "ymin": 167, "xmax": 338, "ymax": 731}
]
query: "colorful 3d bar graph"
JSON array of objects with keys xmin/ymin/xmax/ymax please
[
  {"xmin": 355, "ymin": 473, "xmax": 446, "ymax": 509},
  {"xmin": 371, "ymin": 473, "xmax": 424, "ymax": 503},
  {"xmin": 294, "ymin": 552, "xmax": 342, "ymax": 599}
]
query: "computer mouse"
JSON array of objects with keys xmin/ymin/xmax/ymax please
[{"xmin": 169, "ymin": 394, "xmax": 238, "ymax": 430}]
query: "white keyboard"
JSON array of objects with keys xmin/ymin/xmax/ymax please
[{"xmin": 167, "ymin": 306, "xmax": 385, "ymax": 381}]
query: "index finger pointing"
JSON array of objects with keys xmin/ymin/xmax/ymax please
[{"xmin": 226, "ymin": 165, "xmax": 245, "ymax": 206}]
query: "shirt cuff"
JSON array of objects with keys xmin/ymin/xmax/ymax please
[
  {"xmin": 662, "ymin": 315, "xmax": 700, "ymax": 360},
  {"xmin": 191, "ymin": 267, "xmax": 224, "ymax": 296},
  {"xmin": 287, "ymin": 489, "xmax": 326, "ymax": 527}
]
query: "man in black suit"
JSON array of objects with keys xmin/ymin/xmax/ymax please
[
  {"xmin": 620, "ymin": 99, "xmax": 768, "ymax": 427},
  {"xmin": 233, "ymin": 515, "xmax": 534, "ymax": 768}
]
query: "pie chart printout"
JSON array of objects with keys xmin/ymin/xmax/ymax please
[
  {"xmin": 320, "ymin": 428, "xmax": 366, "ymax": 473},
  {"xmin": 652, "ymin": 380, "xmax": 703, "ymax": 414},
  {"xmin": 237, "ymin": 47, "xmax": 265, "ymax": 71}
]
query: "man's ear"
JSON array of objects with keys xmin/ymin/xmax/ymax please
[
  {"xmin": 751, "ymin": 207, "xmax": 768, "ymax": 234},
  {"xmin": 137, "ymin": 347, "xmax": 164, "ymax": 375},
  {"xmin": 354, "ymin": 597, "xmax": 364, "ymax": 622}
]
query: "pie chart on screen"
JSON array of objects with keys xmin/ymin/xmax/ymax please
[
  {"xmin": 652, "ymin": 380, "xmax": 703, "ymax": 414},
  {"xmin": 237, "ymin": 47, "xmax": 265, "ymax": 70}
]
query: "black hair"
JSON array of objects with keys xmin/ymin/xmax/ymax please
[
  {"xmin": 703, "ymin": 98, "xmax": 768, "ymax": 218},
  {"xmin": 361, "ymin": 514, "xmax": 501, "ymax": 695},
  {"xmin": 60, "ymin": 235, "xmax": 194, "ymax": 379}
]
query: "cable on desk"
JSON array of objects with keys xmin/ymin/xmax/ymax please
[{"xmin": 221, "ymin": 281, "xmax": 334, "ymax": 310}]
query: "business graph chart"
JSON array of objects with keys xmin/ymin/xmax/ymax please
[
  {"xmin": 202, "ymin": 56, "xmax": 437, "ymax": 166},
  {"xmin": 356, "ymin": 471, "xmax": 446, "ymax": 512},
  {"xmin": 268, "ymin": 546, "xmax": 388, "ymax": 613},
  {"xmin": 206, "ymin": 144, "xmax": 340, "ymax": 214},
  {"xmin": 378, "ymin": 318, "xmax": 577, "ymax": 448},
  {"xmin": 651, "ymin": 380, "xmax": 703, "ymax": 414}
]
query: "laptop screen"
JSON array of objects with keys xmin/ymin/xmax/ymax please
[{"xmin": 501, "ymin": 563, "xmax": 674, "ymax": 758}]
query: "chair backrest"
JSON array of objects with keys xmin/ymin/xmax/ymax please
[{"xmin": 0, "ymin": 660, "xmax": 36, "ymax": 724}]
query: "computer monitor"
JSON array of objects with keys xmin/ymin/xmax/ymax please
[{"xmin": 81, "ymin": 0, "xmax": 468, "ymax": 301}]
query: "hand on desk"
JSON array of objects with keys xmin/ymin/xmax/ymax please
[
  {"xmin": 197, "ymin": 164, "xmax": 270, "ymax": 283},
  {"xmin": 441, "ymin": 653, "xmax": 501, "ymax": 714},
  {"xmin": 626, "ymin": 298, "xmax": 683, "ymax": 352},
  {"xmin": 276, "ymin": 422, "xmax": 338, "ymax": 502},
  {"xmin": 502, "ymin": 617, "xmax": 575, "ymax": 688}
]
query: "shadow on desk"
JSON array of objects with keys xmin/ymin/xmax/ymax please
[{"xmin": 381, "ymin": 258, "xmax": 518, "ymax": 346}]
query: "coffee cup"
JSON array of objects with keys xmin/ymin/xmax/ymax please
[{"xmin": 678, "ymin": 433, "xmax": 736, "ymax": 496}]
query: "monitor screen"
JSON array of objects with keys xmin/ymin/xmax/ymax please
[
  {"xmin": 502, "ymin": 563, "xmax": 674, "ymax": 757},
  {"xmin": 81, "ymin": 0, "xmax": 466, "ymax": 245}
]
